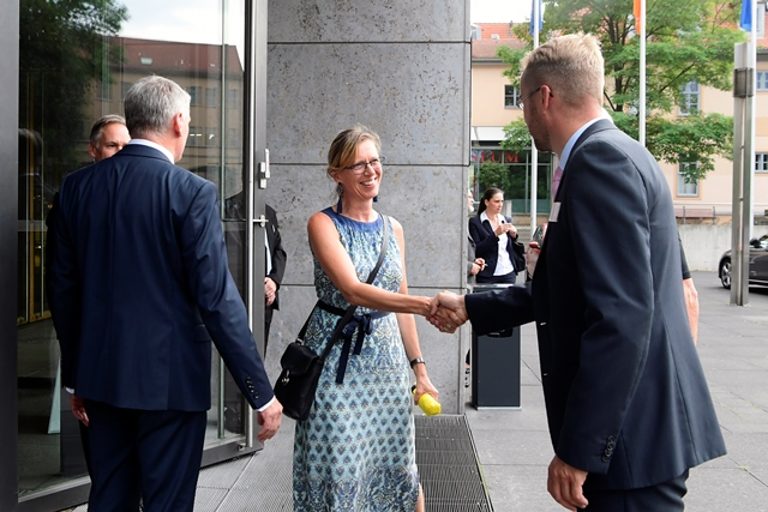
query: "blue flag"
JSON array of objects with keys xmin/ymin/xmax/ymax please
[
  {"xmin": 740, "ymin": 0, "xmax": 752, "ymax": 31},
  {"xmin": 529, "ymin": 0, "xmax": 543, "ymax": 35}
]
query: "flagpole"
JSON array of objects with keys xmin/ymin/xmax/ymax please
[
  {"xmin": 748, "ymin": 0, "xmax": 757, "ymax": 237},
  {"xmin": 530, "ymin": 0, "xmax": 540, "ymax": 237},
  {"xmin": 638, "ymin": 0, "xmax": 646, "ymax": 147}
]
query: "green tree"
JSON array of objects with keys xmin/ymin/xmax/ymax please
[
  {"xmin": 498, "ymin": 0, "xmax": 743, "ymax": 182},
  {"xmin": 20, "ymin": 0, "xmax": 128, "ymax": 187},
  {"xmin": 477, "ymin": 161, "xmax": 512, "ymax": 193}
]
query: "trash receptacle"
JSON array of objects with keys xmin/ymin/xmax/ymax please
[{"xmin": 471, "ymin": 284, "xmax": 521, "ymax": 409}]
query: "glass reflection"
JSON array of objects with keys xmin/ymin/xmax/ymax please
[{"xmin": 18, "ymin": 0, "xmax": 247, "ymax": 499}]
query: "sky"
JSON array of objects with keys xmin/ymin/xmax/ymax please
[
  {"xmin": 471, "ymin": 0, "xmax": 531, "ymax": 23},
  {"xmin": 118, "ymin": 0, "xmax": 533, "ymax": 46}
]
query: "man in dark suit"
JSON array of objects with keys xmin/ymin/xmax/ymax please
[
  {"xmin": 263, "ymin": 203, "xmax": 286, "ymax": 346},
  {"xmin": 47, "ymin": 75, "xmax": 282, "ymax": 511},
  {"xmin": 431, "ymin": 34, "xmax": 725, "ymax": 511}
]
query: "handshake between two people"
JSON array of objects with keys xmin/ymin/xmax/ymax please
[
  {"xmin": 426, "ymin": 238, "xmax": 543, "ymax": 334},
  {"xmin": 427, "ymin": 292, "xmax": 469, "ymax": 334}
]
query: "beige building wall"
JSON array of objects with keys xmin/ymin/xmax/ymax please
[
  {"xmin": 471, "ymin": 63, "xmax": 521, "ymax": 127},
  {"xmin": 471, "ymin": 39, "xmax": 768, "ymax": 219}
]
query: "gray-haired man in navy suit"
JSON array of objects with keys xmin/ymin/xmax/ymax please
[
  {"xmin": 430, "ymin": 33, "xmax": 725, "ymax": 511},
  {"xmin": 48, "ymin": 75, "xmax": 282, "ymax": 511}
]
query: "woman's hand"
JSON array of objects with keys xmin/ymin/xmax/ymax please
[{"xmin": 413, "ymin": 373, "xmax": 439, "ymax": 405}]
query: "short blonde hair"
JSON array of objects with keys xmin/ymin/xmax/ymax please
[{"xmin": 520, "ymin": 33, "xmax": 604, "ymax": 108}]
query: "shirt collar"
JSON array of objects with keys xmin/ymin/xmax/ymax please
[
  {"xmin": 480, "ymin": 211, "xmax": 502, "ymax": 224},
  {"xmin": 128, "ymin": 139, "xmax": 175, "ymax": 164},
  {"xmin": 559, "ymin": 111, "xmax": 612, "ymax": 170}
]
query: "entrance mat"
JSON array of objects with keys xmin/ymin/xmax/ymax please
[{"xmin": 416, "ymin": 414, "xmax": 493, "ymax": 511}]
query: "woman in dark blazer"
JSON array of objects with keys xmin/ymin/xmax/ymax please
[{"xmin": 469, "ymin": 187, "xmax": 524, "ymax": 284}]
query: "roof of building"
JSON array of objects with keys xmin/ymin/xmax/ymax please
[
  {"xmin": 115, "ymin": 37, "xmax": 244, "ymax": 75},
  {"xmin": 471, "ymin": 23, "xmax": 524, "ymax": 61}
]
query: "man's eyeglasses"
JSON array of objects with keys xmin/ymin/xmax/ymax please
[
  {"xmin": 518, "ymin": 85, "xmax": 543, "ymax": 110},
  {"xmin": 342, "ymin": 157, "xmax": 384, "ymax": 174}
]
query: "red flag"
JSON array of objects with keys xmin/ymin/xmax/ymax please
[{"xmin": 634, "ymin": 0, "xmax": 643, "ymax": 33}]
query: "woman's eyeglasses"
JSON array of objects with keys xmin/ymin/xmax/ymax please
[{"xmin": 342, "ymin": 157, "xmax": 384, "ymax": 174}]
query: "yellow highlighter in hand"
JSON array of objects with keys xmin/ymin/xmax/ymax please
[{"xmin": 411, "ymin": 386, "xmax": 441, "ymax": 416}]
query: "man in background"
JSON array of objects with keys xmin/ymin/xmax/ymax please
[
  {"xmin": 263, "ymin": 203, "xmax": 286, "ymax": 347},
  {"xmin": 48, "ymin": 75, "xmax": 282, "ymax": 510},
  {"xmin": 87, "ymin": 114, "xmax": 130, "ymax": 162}
]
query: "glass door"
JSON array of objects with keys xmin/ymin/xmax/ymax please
[{"xmin": 16, "ymin": 0, "xmax": 266, "ymax": 507}]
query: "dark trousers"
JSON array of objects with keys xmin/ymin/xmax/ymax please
[
  {"xmin": 581, "ymin": 471, "xmax": 689, "ymax": 512},
  {"xmin": 476, "ymin": 271, "xmax": 517, "ymax": 284},
  {"xmin": 84, "ymin": 400, "xmax": 207, "ymax": 512},
  {"xmin": 264, "ymin": 304, "xmax": 274, "ymax": 352}
]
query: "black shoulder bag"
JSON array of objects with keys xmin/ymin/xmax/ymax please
[{"xmin": 274, "ymin": 215, "xmax": 390, "ymax": 421}]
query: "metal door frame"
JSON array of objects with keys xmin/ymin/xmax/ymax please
[{"xmin": 1, "ymin": 1, "xmax": 20, "ymax": 510}]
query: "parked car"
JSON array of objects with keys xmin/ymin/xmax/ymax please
[{"xmin": 718, "ymin": 235, "xmax": 768, "ymax": 288}]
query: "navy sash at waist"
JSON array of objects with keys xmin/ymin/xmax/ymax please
[{"xmin": 317, "ymin": 300, "xmax": 390, "ymax": 384}]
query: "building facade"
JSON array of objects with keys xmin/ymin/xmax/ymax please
[{"xmin": 470, "ymin": 21, "xmax": 768, "ymax": 241}]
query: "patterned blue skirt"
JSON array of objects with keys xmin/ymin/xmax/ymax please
[{"xmin": 292, "ymin": 310, "xmax": 419, "ymax": 511}]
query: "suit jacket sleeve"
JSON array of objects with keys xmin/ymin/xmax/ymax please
[
  {"xmin": 182, "ymin": 182, "xmax": 273, "ymax": 409},
  {"xmin": 266, "ymin": 205, "xmax": 287, "ymax": 286},
  {"xmin": 508, "ymin": 234, "xmax": 526, "ymax": 272},
  {"xmin": 465, "ymin": 283, "xmax": 535, "ymax": 334},
  {"xmin": 555, "ymin": 140, "xmax": 654, "ymax": 473}
]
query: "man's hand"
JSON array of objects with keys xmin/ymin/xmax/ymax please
[
  {"xmin": 547, "ymin": 456, "xmax": 588, "ymax": 511},
  {"xmin": 70, "ymin": 394, "xmax": 89, "ymax": 427},
  {"xmin": 469, "ymin": 257, "xmax": 486, "ymax": 277},
  {"xmin": 526, "ymin": 241, "xmax": 541, "ymax": 279},
  {"xmin": 256, "ymin": 399, "xmax": 283, "ymax": 442},
  {"xmin": 264, "ymin": 277, "xmax": 277, "ymax": 306},
  {"xmin": 428, "ymin": 291, "xmax": 469, "ymax": 333}
]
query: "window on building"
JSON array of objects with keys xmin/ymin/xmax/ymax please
[
  {"xmin": 189, "ymin": 85, "xmax": 201, "ymax": 106},
  {"xmin": 226, "ymin": 87, "xmax": 240, "ymax": 109},
  {"xmin": 756, "ymin": 153, "xmax": 768, "ymax": 172},
  {"xmin": 678, "ymin": 162, "xmax": 699, "ymax": 196},
  {"xmin": 227, "ymin": 127, "xmax": 241, "ymax": 148},
  {"xmin": 679, "ymin": 81, "xmax": 699, "ymax": 116},
  {"xmin": 205, "ymin": 87, "xmax": 218, "ymax": 107},
  {"xmin": 758, "ymin": 71, "xmax": 768, "ymax": 91},
  {"xmin": 504, "ymin": 85, "xmax": 520, "ymax": 109}
]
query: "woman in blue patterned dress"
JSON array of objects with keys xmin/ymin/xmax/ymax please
[{"xmin": 293, "ymin": 126, "xmax": 438, "ymax": 511}]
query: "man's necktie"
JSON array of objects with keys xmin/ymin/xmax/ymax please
[{"xmin": 552, "ymin": 165, "xmax": 564, "ymax": 198}]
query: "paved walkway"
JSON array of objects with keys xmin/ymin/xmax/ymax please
[
  {"xmin": 466, "ymin": 272, "xmax": 768, "ymax": 511},
  {"xmin": 72, "ymin": 272, "xmax": 768, "ymax": 511}
]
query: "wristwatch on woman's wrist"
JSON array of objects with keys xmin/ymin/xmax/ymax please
[{"xmin": 409, "ymin": 356, "xmax": 426, "ymax": 369}]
